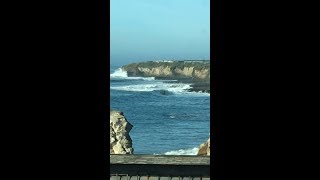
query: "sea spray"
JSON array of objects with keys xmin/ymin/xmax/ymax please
[{"xmin": 163, "ymin": 147, "xmax": 199, "ymax": 155}]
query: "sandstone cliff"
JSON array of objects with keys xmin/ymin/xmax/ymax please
[
  {"xmin": 197, "ymin": 138, "xmax": 210, "ymax": 156},
  {"xmin": 122, "ymin": 60, "xmax": 210, "ymax": 81},
  {"xmin": 110, "ymin": 110, "xmax": 134, "ymax": 154}
]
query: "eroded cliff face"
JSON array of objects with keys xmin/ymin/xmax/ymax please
[
  {"xmin": 110, "ymin": 110, "xmax": 134, "ymax": 154},
  {"xmin": 137, "ymin": 66, "xmax": 173, "ymax": 77},
  {"xmin": 197, "ymin": 138, "xmax": 210, "ymax": 156},
  {"xmin": 122, "ymin": 61, "xmax": 210, "ymax": 80}
]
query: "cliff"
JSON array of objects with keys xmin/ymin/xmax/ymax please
[
  {"xmin": 122, "ymin": 60, "xmax": 210, "ymax": 81},
  {"xmin": 110, "ymin": 110, "xmax": 134, "ymax": 154},
  {"xmin": 122, "ymin": 60, "xmax": 211, "ymax": 93}
]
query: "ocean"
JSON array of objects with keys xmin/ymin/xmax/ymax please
[{"xmin": 110, "ymin": 65, "xmax": 210, "ymax": 155}]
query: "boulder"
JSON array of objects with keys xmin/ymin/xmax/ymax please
[
  {"xmin": 197, "ymin": 138, "xmax": 210, "ymax": 156},
  {"xmin": 110, "ymin": 110, "xmax": 134, "ymax": 154}
]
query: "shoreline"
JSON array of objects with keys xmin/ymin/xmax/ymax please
[
  {"xmin": 121, "ymin": 60, "xmax": 210, "ymax": 93},
  {"xmin": 155, "ymin": 77, "xmax": 210, "ymax": 93}
]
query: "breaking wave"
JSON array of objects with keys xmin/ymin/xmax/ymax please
[
  {"xmin": 110, "ymin": 82, "xmax": 192, "ymax": 94},
  {"xmin": 110, "ymin": 68, "xmax": 155, "ymax": 81},
  {"xmin": 110, "ymin": 68, "xmax": 209, "ymax": 96},
  {"xmin": 163, "ymin": 147, "xmax": 199, "ymax": 155}
]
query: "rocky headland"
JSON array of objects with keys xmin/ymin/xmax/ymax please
[
  {"xmin": 121, "ymin": 60, "xmax": 210, "ymax": 93},
  {"xmin": 110, "ymin": 110, "xmax": 134, "ymax": 154}
]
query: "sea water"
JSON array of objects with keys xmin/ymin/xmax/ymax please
[{"xmin": 110, "ymin": 65, "xmax": 210, "ymax": 155}]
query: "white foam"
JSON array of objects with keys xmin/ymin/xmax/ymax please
[
  {"xmin": 179, "ymin": 91, "xmax": 211, "ymax": 96},
  {"xmin": 110, "ymin": 68, "xmax": 210, "ymax": 96},
  {"xmin": 110, "ymin": 68, "xmax": 128, "ymax": 78},
  {"xmin": 110, "ymin": 82, "xmax": 192, "ymax": 93},
  {"xmin": 163, "ymin": 147, "xmax": 199, "ymax": 155},
  {"xmin": 110, "ymin": 68, "xmax": 155, "ymax": 81},
  {"xmin": 111, "ymin": 83, "xmax": 211, "ymax": 96}
]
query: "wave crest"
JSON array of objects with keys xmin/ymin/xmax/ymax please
[
  {"xmin": 110, "ymin": 68, "xmax": 128, "ymax": 78},
  {"xmin": 163, "ymin": 147, "xmax": 199, "ymax": 155},
  {"xmin": 110, "ymin": 82, "xmax": 191, "ymax": 93},
  {"xmin": 110, "ymin": 68, "xmax": 155, "ymax": 80}
]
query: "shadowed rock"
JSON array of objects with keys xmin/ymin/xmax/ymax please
[{"xmin": 197, "ymin": 138, "xmax": 210, "ymax": 156}]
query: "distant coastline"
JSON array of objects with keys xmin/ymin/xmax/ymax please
[{"xmin": 121, "ymin": 60, "xmax": 210, "ymax": 93}]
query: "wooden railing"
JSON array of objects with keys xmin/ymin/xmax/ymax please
[{"xmin": 110, "ymin": 154, "xmax": 210, "ymax": 179}]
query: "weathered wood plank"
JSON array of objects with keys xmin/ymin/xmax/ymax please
[
  {"xmin": 110, "ymin": 175, "xmax": 210, "ymax": 180},
  {"xmin": 110, "ymin": 164, "xmax": 210, "ymax": 177},
  {"xmin": 110, "ymin": 154, "xmax": 210, "ymax": 165}
]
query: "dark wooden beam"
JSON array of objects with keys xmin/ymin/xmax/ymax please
[{"xmin": 110, "ymin": 155, "xmax": 210, "ymax": 177}]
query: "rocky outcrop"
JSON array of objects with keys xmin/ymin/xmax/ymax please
[
  {"xmin": 122, "ymin": 60, "xmax": 210, "ymax": 81},
  {"xmin": 197, "ymin": 138, "xmax": 210, "ymax": 156},
  {"xmin": 110, "ymin": 110, "xmax": 134, "ymax": 154},
  {"xmin": 122, "ymin": 61, "xmax": 211, "ymax": 93}
]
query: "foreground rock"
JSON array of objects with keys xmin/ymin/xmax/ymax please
[
  {"xmin": 197, "ymin": 138, "xmax": 210, "ymax": 156},
  {"xmin": 110, "ymin": 110, "xmax": 134, "ymax": 154}
]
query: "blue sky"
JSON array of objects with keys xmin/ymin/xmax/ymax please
[{"xmin": 110, "ymin": 0, "xmax": 210, "ymax": 66}]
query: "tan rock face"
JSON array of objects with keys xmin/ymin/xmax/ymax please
[
  {"xmin": 136, "ymin": 66, "xmax": 209, "ymax": 80},
  {"xmin": 110, "ymin": 110, "xmax": 134, "ymax": 154},
  {"xmin": 173, "ymin": 67, "xmax": 194, "ymax": 77},
  {"xmin": 197, "ymin": 138, "xmax": 210, "ymax": 156},
  {"xmin": 138, "ymin": 66, "xmax": 173, "ymax": 76},
  {"xmin": 194, "ymin": 69, "xmax": 210, "ymax": 79},
  {"xmin": 122, "ymin": 61, "xmax": 210, "ymax": 81}
]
